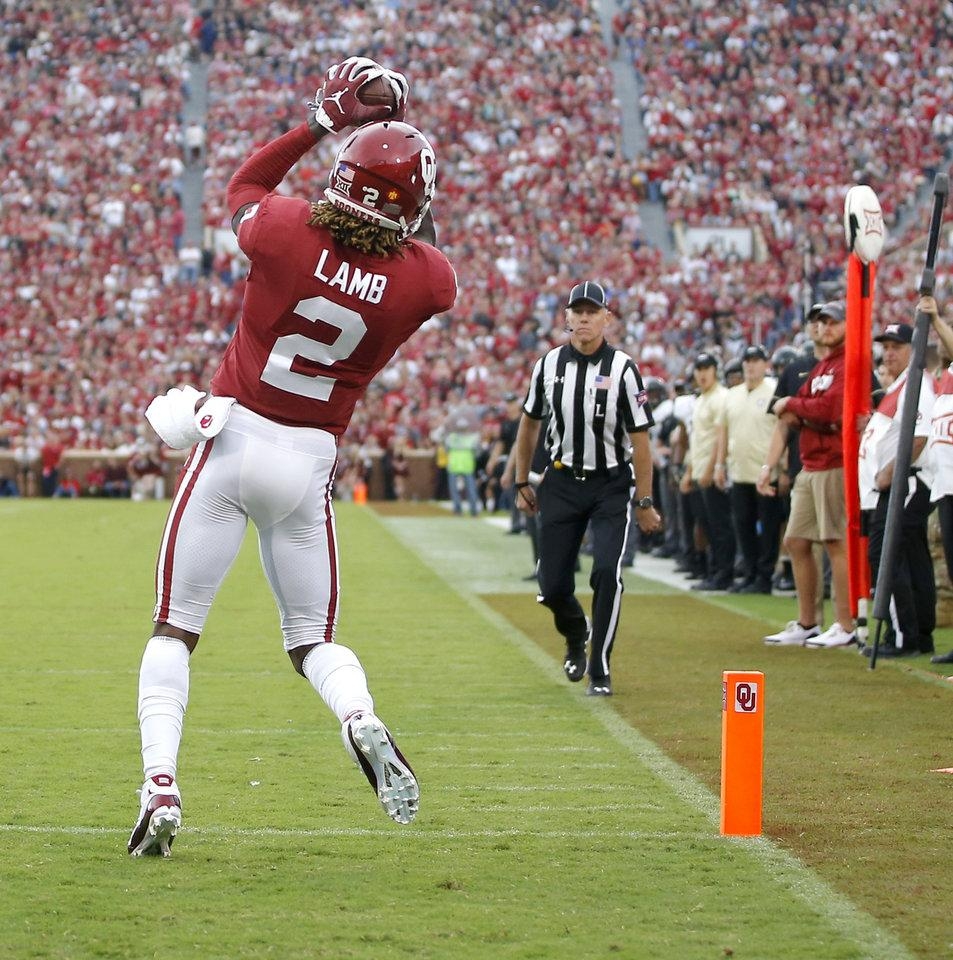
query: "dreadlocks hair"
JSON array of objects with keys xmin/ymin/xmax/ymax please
[{"xmin": 308, "ymin": 201, "xmax": 402, "ymax": 257}]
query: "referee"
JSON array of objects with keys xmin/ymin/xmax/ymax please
[{"xmin": 513, "ymin": 280, "xmax": 661, "ymax": 696}]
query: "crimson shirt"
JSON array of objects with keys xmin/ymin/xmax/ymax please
[
  {"xmin": 212, "ymin": 125, "xmax": 456, "ymax": 434},
  {"xmin": 785, "ymin": 345, "xmax": 846, "ymax": 471}
]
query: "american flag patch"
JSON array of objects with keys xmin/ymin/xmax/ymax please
[
  {"xmin": 636, "ymin": 389, "xmax": 648, "ymax": 405},
  {"xmin": 593, "ymin": 375, "xmax": 613, "ymax": 390}
]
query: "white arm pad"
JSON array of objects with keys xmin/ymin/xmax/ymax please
[{"xmin": 145, "ymin": 387, "xmax": 236, "ymax": 450}]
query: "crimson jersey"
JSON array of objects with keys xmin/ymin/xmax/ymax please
[{"xmin": 211, "ymin": 193, "xmax": 456, "ymax": 433}]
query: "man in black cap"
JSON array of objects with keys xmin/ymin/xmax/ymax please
[
  {"xmin": 512, "ymin": 280, "xmax": 661, "ymax": 696},
  {"xmin": 857, "ymin": 320, "xmax": 937, "ymax": 657},
  {"xmin": 679, "ymin": 352, "xmax": 736, "ymax": 590},
  {"xmin": 713, "ymin": 344, "xmax": 781, "ymax": 593}
]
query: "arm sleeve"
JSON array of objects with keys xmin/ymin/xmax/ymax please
[
  {"xmin": 523, "ymin": 357, "xmax": 547, "ymax": 420},
  {"xmin": 785, "ymin": 367, "xmax": 844, "ymax": 426},
  {"xmin": 226, "ymin": 123, "xmax": 319, "ymax": 215}
]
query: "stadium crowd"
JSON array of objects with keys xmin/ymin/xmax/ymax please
[{"xmin": 1, "ymin": 0, "xmax": 952, "ymax": 510}]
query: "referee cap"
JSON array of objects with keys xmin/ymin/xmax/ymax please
[{"xmin": 567, "ymin": 280, "xmax": 607, "ymax": 309}]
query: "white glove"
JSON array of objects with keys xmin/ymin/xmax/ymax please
[
  {"xmin": 195, "ymin": 395, "xmax": 237, "ymax": 439},
  {"xmin": 145, "ymin": 387, "xmax": 236, "ymax": 450}
]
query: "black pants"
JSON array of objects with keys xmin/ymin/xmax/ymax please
[
  {"xmin": 728, "ymin": 482, "xmax": 782, "ymax": 586},
  {"xmin": 691, "ymin": 483, "xmax": 735, "ymax": 585},
  {"xmin": 867, "ymin": 478, "xmax": 936, "ymax": 651},
  {"xmin": 536, "ymin": 467, "xmax": 633, "ymax": 681},
  {"xmin": 937, "ymin": 494, "xmax": 953, "ymax": 585}
]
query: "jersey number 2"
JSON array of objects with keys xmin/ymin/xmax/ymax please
[{"xmin": 261, "ymin": 296, "xmax": 367, "ymax": 401}]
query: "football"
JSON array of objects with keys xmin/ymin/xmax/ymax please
[{"xmin": 357, "ymin": 75, "xmax": 398, "ymax": 111}]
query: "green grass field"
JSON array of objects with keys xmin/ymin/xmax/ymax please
[{"xmin": 1, "ymin": 499, "xmax": 950, "ymax": 959}]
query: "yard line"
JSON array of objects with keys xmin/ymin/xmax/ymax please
[
  {"xmin": 384, "ymin": 515, "xmax": 917, "ymax": 960},
  {"xmin": 0, "ymin": 823, "xmax": 712, "ymax": 842},
  {"xmin": 437, "ymin": 784, "xmax": 631, "ymax": 793}
]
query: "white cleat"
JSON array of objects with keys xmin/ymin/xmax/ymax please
[
  {"xmin": 763, "ymin": 620, "xmax": 820, "ymax": 646},
  {"xmin": 128, "ymin": 774, "xmax": 182, "ymax": 857},
  {"xmin": 805, "ymin": 622, "xmax": 857, "ymax": 648},
  {"xmin": 342, "ymin": 713, "xmax": 419, "ymax": 825}
]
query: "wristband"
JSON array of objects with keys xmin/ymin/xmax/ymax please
[{"xmin": 515, "ymin": 481, "xmax": 531, "ymax": 489}]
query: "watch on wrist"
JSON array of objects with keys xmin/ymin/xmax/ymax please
[{"xmin": 636, "ymin": 496, "xmax": 654, "ymax": 510}]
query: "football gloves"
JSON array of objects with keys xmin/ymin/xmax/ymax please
[
  {"xmin": 309, "ymin": 56, "xmax": 408, "ymax": 133},
  {"xmin": 145, "ymin": 386, "xmax": 236, "ymax": 450}
]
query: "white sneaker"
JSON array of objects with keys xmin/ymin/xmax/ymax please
[
  {"xmin": 805, "ymin": 622, "xmax": 857, "ymax": 648},
  {"xmin": 763, "ymin": 620, "xmax": 820, "ymax": 646},
  {"xmin": 128, "ymin": 774, "xmax": 182, "ymax": 857},
  {"xmin": 343, "ymin": 713, "xmax": 419, "ymax": 825}
]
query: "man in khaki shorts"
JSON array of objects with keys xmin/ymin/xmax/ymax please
[{"xmin": 758, "ymin": 302, "xmax": 856, "ymax": 647}]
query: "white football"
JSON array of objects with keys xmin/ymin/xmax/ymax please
[{"xmin": 844, "ymin": 184, "xmax": 885, "ymax": 263}]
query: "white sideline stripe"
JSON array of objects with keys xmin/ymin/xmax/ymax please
[
  {"xmin": 3, "ymin": 669, "xmax": 284, "ymax": 678},
  {"xmin": 0, "ymin": 823, "xmax": 710, "ymax": 842},
  {"xmin": 384, "ymin": 516, "xmax": 916, "ymax": 960},
  {"xmin": 0, "ymin": 726, "xmax": 324, "ymax": 737}
]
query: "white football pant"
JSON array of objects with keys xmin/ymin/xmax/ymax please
[{"xmin": 153, "ymin": 403, "xmax": 340, "ymax": 650}]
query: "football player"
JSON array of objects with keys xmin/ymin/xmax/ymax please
[{"xmin": 129, "ymin": 57, "xmax": 456, "ymax": 856}]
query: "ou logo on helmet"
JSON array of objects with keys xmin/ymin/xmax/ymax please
[{"xmin": 418, "ymin": 145, "xmax": 437, "ymax": 198}]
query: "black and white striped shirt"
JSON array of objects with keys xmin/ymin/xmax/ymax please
[{"xmin": 523, "ymin": 341, "xmax": 653, "ymax": 473}]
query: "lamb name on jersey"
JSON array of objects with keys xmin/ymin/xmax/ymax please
[{"xmin": 314, "ymin": 247, "xmax": 387, "ymax": 304}]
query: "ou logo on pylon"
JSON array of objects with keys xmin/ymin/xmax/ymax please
[{"xmin": 735, "ymin": 682, "xmax": 758, "ymax": 713}]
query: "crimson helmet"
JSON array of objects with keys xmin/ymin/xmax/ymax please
[{"xmin": 325, "ymin": 121, "xmax": 437, "ymax": 239}]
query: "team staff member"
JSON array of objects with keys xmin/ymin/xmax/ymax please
[
  {"xmin": 681, "ymin": 352, "xmax": 735, "ymax": 591},
  {"xmin": 512, "ymin": 281, "xmax": 661, "ymax": 696},
  {"xmin": 129, "ymin": 57, "xmax": 455, "ymax": 856},
  {"xmin": 858, "ymin": 321, "xmax": 936, "ymax": 657},
  {"xmin": 714, "ymin": 344, "xmax": 781, "ymax": 594}
]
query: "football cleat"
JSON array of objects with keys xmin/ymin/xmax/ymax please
[
  {"xmin": 563, "ymin": 641, "xmax": 587, "ymax": 682},
  {"xmin": 587, "ymin": 676, "xmax": 613, "ymax": 697},
  {"xmin": 343, "ymin": 713, "xmax": 419, "ymax": 825},
  {"xmin": 128, "ymin": 774, "xmax": 182, "ymax": 857}
]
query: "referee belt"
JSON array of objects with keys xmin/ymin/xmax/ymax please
[{"xmin": 552, "ymin": 460, "xmax": 626, "ymax": 482}]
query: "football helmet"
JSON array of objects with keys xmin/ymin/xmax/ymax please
[
  {"xmin": 325, "ymin": 121, "xmax": 436, "ymax": 239},
  {"xmin": 771, "ymin": 345, "xmax": 798, "ymax": 372}
]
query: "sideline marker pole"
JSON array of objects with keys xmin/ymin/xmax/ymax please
[{"xmin": 720, "ymin": 671, "xmax": 764, "ymax": 836}]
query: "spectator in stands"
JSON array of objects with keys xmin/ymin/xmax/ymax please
[
  {"xmin": 39, "ymin": 431, "xmax": 65, "ymax": 498},
  {"xmin": 128, "ymin": 443, "xmax": 166, "ymax": 501},
  {"xmin": 184, "ymin": 123, "xmax": 205, "ymax": 167},
  {"xmin": 53, "ymin": 467, "xmax": 82, "ymax": 498},
  {"xmin": 84, "ymin": 460, "xmax": 108, "ymax": 497},
  {"xmin": 103, "ymin": 459, "xmax": 132, "ymax": 498}
]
